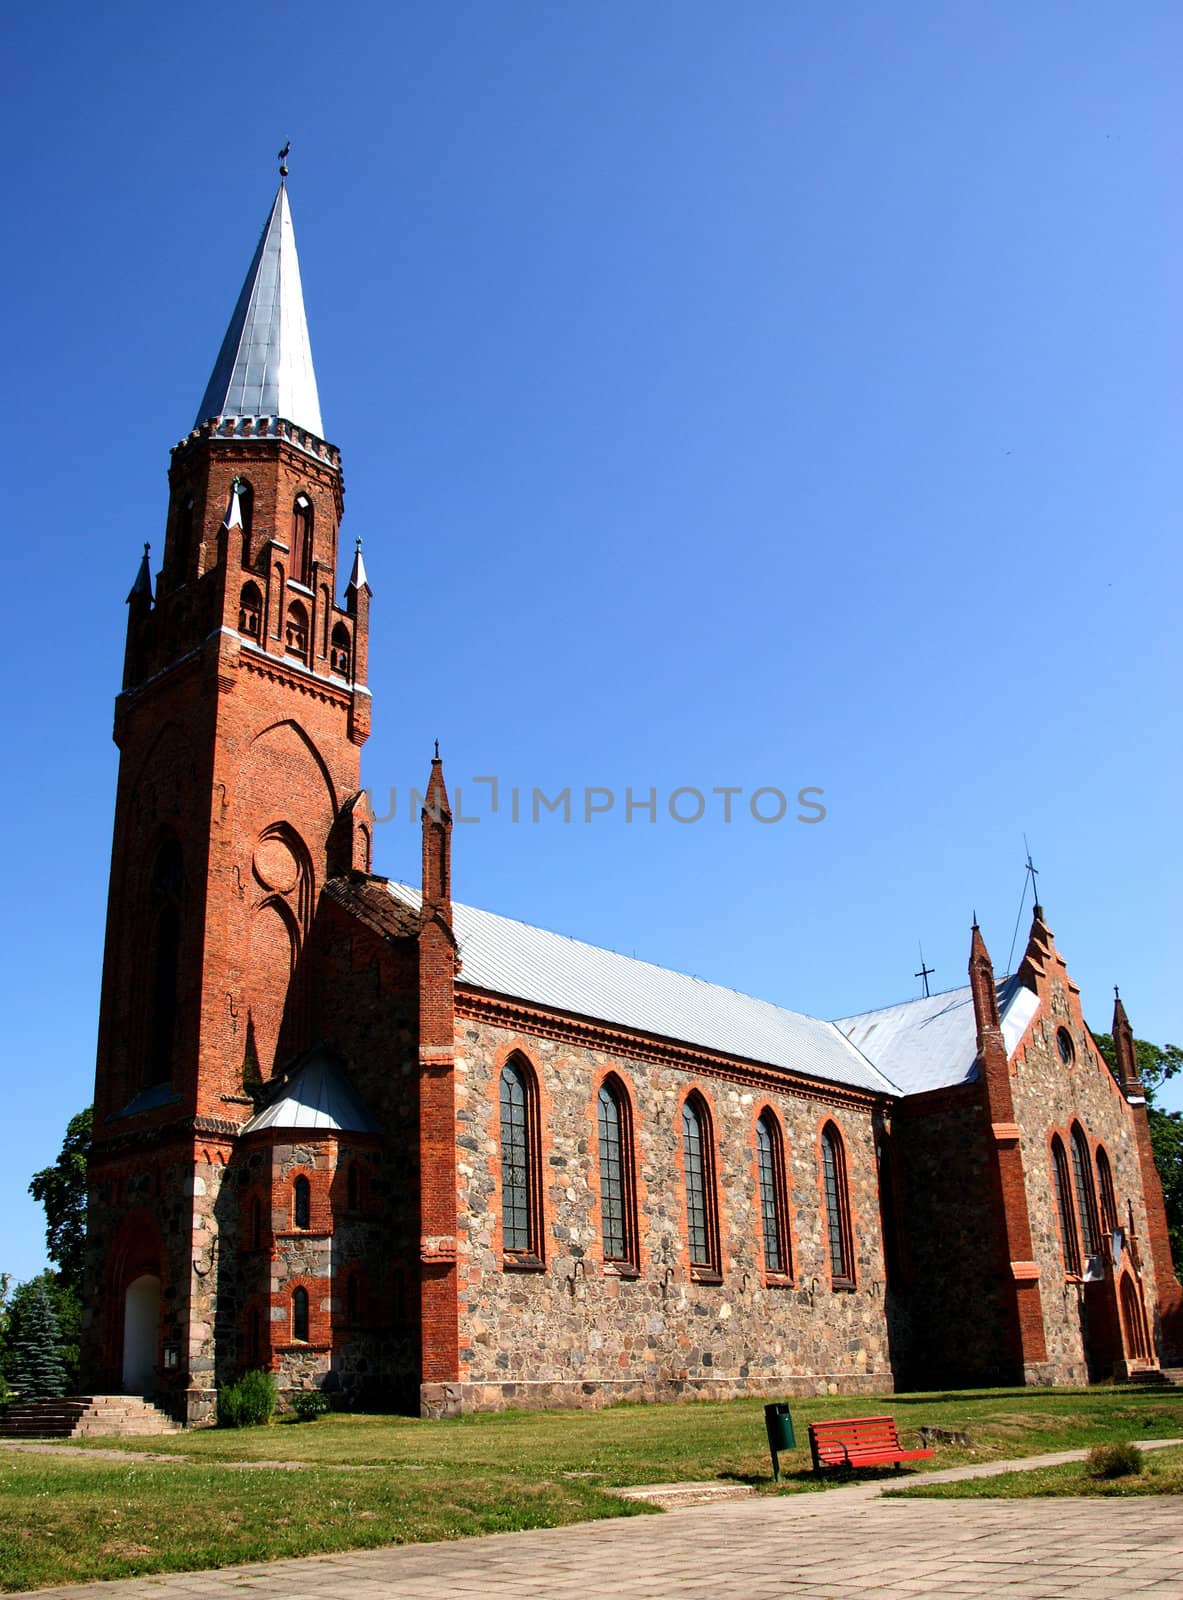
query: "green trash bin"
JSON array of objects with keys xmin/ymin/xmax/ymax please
[{"xmin": 764, "ymin": 1401, "xmax": 795, "ymax": 1480}]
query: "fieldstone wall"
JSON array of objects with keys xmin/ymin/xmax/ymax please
[{"xmin": 448, "ymin": 1014, "xmax": 894, "ymax": 1410}]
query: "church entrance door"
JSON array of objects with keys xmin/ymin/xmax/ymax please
[{"xmin": 122, "ymin": 1274, "xmax": 160, "ymax": 1395}]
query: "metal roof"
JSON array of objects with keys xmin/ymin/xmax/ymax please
[
  {"xmin": 240, "ymin": 1053, "xmax": 380, "ymax": 1135},
  {"xmin": 833, "ymin": 976, "xmax": 1041, "ymax": 1095},
  {"xmin": 194, "ymin": 183, "xmax": 324, "ymax": 437},
  {"xmin": 385, "ymin": 883, "xmax": 902, "ymax": 1097}
]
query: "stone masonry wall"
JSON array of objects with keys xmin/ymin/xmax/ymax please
[{"xmin": 447, "ymin": 1011, "xmax": 894, "ymax": 1411}]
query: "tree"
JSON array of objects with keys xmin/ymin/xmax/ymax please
[
  {"xmin": 0, "ymin": 1272, "xmax": 81, "ymax": 1395},
  {"xmin": 11, "ymin": 1281, "xmax": 67, "ymax": 1400},
  {"xmin": 28, "ymin": 1106, "xmax": 92, "ymax": 1296},
  {"xmin": 1092, "ymin": 1030, "xmax": 1183, "ymax": 1272}
]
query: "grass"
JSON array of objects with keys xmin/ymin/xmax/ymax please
[
  {"xmin": 888, "ymin": 1443, "xmax": 1183, "ymax": 1500},
  {"xmin": 1, "ymin": 1385, "xmax": 1181, "ymax": 1591}
]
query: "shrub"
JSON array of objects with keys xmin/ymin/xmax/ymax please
[
  {"xmin": 291, "ymin": 1388, "xmax": 330, "ymax": 1423},
  {"xmin": 216, "ymin": 1369, "xmax": 277, "ymax": 1429},
  {"xmin": 1086, "ymin": 1441, "xmax": 1143, "ymax": 1480}
]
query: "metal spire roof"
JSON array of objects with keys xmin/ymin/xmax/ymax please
[
  {"xmin": 194, "ymin": 183, "xmax": 324, "ymax": 437},
  {"xmin": 346, "ymin": 538, "xmax": 369, "ymax": 593}
]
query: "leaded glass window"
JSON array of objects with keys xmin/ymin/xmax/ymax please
[
  {"xmin": 1071, "ymin": 1127, "xmax": 1099, "ymax": 1257},
  {"xmin": 1096, "ymin": 1147, "xmax": 1119, "ymax": 1237},
  {"xmin": 500, "ymin": 1059, "xmax": 535, "ymax": 1256},
  {"xmin": 757, "ymin": 1113, "xmax": 787, "ymax": 1275},
  {"xmin": 682, "ymin": 1096, "xmax": 719, "ymax": 1274},
  {"xmin": 1052, "ymin": 1136, "xmax": 1081, "ymax": 1276},
  {"xmin": 598, "ymin": 1081, "xmax": 634, "ymax": 1264},
  {"xmin": 821, "ymin": 1124, "xmax": 853, "ymax": 1285}
]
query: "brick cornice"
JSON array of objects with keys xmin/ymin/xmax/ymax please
[
  {"xmin": 239, "ymin": 646, "xmax": 354, "ymax": 707},
  {"xmin": 455, "ymin": 987, "xmax": 886, "ymax": 1111}
]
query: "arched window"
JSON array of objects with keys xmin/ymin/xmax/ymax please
[
  {"xmin": 820, "ymin": 1123, "xmax": 854, "ymax": 1288},
  {"xmin": 1051, "ymin": 1136, "xmax": 1081, "ymax": 1276},
  {"xmin": 292, "ymin": 1286, "xmax": 309, "ymax": 1342},
  {"xmin": 1070, "ymin": 1126, "xmax": 1100, "ymax": 1259},
  {"xmin": 1096, "ymin": 1146, "xmax": 1119, "ymax": 1238},
  {"xmin": 597, "ymin": 1077, "xmax": 637, "ymax": 1269},
  {"xmin": 146, "ymin": 839, "xmax": 183, "ymax": 1088},
  {"xmin": 236, "ymin": 479, "xmax": 254, "ymax": 566},
  {"xmin": 293, "ymin": 1175, "xmax": 311, "ymax": 1231},
  {"xmin": 682, "ymin": 1093, "xmax": 720, "ymax": 1278},
  {"xmin": 756, "ymin": 1111, "xmax": 791, "ymax": 1278},
  {"xmin": 238, "ymin": 580, "xmax": 263, "ymax": 640},
  {"xmin": 285, "ymin": 600, "xmax": 309, "ymax": 659},
  {"xmin": 499, "ymin": 1057, "xmax": 541, "ymax": 1262},
  {"xmin": 330, "ymin": 621, "xmax": 352, "ymax": 678},
  {"xmin": 290, "ymin": 494, "xmax": 313, "ymax": 585}
]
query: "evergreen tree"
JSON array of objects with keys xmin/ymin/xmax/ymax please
[{"xmin": 12, "ymin": 1282, "xmax": 67, "ymax": 1400}]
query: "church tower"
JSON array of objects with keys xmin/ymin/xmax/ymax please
[{"xmin": 86, "ymin": 178, "xmax": 372, "ymax": 1419}]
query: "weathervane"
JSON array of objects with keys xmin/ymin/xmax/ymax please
[{"xmin": 278, "ymin": 141, "xmax": 291, "ymax": 179}]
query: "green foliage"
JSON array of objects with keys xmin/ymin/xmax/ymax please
[
  {"xmin": 12, "ymin": 1281, "xmax": 68, "ymax": 1399},
  {"xmin": 291, "ymin": 1388, "xmax": 331, "ymax": 1422},
  {"xmin": 216, "ymin": 1368, "xmax": 278, "ymax": 1428},
  {"xmin": 1092, "ymin": 1030, "xmax": 1183, "ymax": 1272},
  {"xmin": 28, "ymin": 1106, "xmax": 92, "ymax": 1296},
  {"xmin": 1086, "ymin": 1441, "xmax": 1143, "ymax": 1479},
  {"xmin": 1, "ymin": 1272, "xmax": 81, "ymax": 1395}
]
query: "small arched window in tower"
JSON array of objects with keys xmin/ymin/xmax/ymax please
[
  {"xmin": 292, "ymin": 1285, "xmax": 310, "ymax": 1342},
  {"xmin": 293, "ymin": 1175, "xmax": 311, "ymax": 1231},
  {"xmin": 756, "ymin": 1111, "xmax": 791, "ymax": 1278},
  {"xmin": 682, "ymin": 1093, "xmax": 721, "ymax": 1279},
  {"xmin": 1051, "ymin": 1135, "xmax": 1081, "ymax": 1276},
  {"xmin": 1096, "ymin": 1146, "xmax": 1119, "ymax": 1238},
  {"xmin": 238, "ymin": 581, "xmax": 263, "ymax": 640},
  {"xmin": 285, "ymin": 600, "xmax": 309, "ymax": 660},
  {"xmin": 821, "ymin": 1122, "xmax": 854, "ymax": 1288},
  {"xmin": 499, "ymin": 1056, "xmax": 542, "ymax": 1263},
  {"xmin": 597, "ymin": 1077, "xmax": 637, "ymax": 1270},
  {"xmin": 330, "ymin": 621, "xmax": 352, "ymax": 678},
  {"xmin": 237, "ymin": 479, "xmax": 254, "ymax": 567},
  {"xmin": 290, "ymin": 494, "xmax": 314, "ymax": 586},
  {"xmin": 1071, "ymin": 1125, "xmax": 1100, "ymax": 1259},
  {"xmin": 146, "ymin": 839, "xmax": 184, "ymax": 1089}
]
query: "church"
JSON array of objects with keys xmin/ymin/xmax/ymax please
[{"xmin": 83, "ymin": 179, "xmax": 1182, "ymax": 1424}]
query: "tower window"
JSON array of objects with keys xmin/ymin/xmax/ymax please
[
  {"xmin": 1057, "ymin": 1028, "xmax": 1075, "ymax": 1065},
  {"xmin": 237, "ymin": 479, "xmax": 254, "ymax": 566},
  {"xmin": 330, "ymin": 621, "xmax": 352, "ymax": 677},
  {"xmin": 820, "ymin": 1123, "xmax": 854, "ymax": 1288},
  {"xmin": 597, "ymin": 1078, "xmax": 637, "ymax": 1269},
  {"xmin": 499, "ymin": 1056, "xmax": 542, "ymax": 1263},
  {"xmin": 238, "ymin": 581, "xmax": 263, "ymax": 640},
  {"xmin": 292, "ymin": 1286, "xmax": 309, "ymax": 1342},
  {"xmin": 290, "ymin": 495, "xmax": 314, "ymax": 586},
  {"xmin": 293, "ymin": 1175, "xmax": 311, "ymax": 1231},
  {"xmin": 756, "ymin": 1111, "xmax": 791, "ymax": 1278},
  {"xmin": 285, "ymin": 600, "xmax": 309, "ymax": 659},
  {"xmin": 682, "ymin": 1093, "xmax": 720, "ymax": 1279}
]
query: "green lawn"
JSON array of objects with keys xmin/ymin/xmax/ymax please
[
  {"xmin": 2, "ymin": 1385, "xmax": 1181, "ymax": 1592},
  {"xmin": 889, "ymin": 1443, "xmax": 1183, "ymax": 1500}
]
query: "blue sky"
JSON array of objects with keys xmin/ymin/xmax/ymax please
[{"xmin": 2, "ymin": 3, "xmax": 1179, "ymax": 1283}]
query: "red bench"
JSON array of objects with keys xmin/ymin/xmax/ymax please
[{"xmin": 808, "ymin": 1415, "xmax": 934, "ymax": 1472}]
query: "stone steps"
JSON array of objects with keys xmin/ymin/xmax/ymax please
[
  {"xmin": 0, "ymin": 1395, "xmax": 179, "ymax": 1438},
  {"xmin": 612, "ymin": 1481, "xmax": 757, "ymax": 1510}
]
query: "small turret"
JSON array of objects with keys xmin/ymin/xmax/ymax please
[
  {"xmin": 969, "ymin": 917, "xmax": 1001, "ymax": 1036},
  {"xmin": 122, "ymin": 544, "xmax": 153, "ymax": 689},
  {"xmin": 421, "ymin": 746, "xmax": 452, "ymax": 930},
  {"xmin": 1112, "ymin": 987, "xmax": 1142, "ymax": 1093}
]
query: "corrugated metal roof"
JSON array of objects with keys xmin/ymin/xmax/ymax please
[
  {"xmin": 833, "ymin": 976, "xmax": 1040, "ymax": 1095},
  {"xmin": 385, "ymin": 883, "xmax": 901, "ymax": 1097},
  {"xmin": 194, "ymin": 183, "xmax": 324, "ymax": 437},
  {"xmin": 241, "ymin": 1054, "xmax": 380, "ymax": 1134}
]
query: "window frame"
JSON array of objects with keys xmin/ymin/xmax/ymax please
[
  {"xmin": 681, "ymin": 1092, "xmax": 722, "ymax": 1282},
  {"xmin": 820, "ymin": 1121, "xmax": 855, "ymax": 1290},
  {"xmin": 755, "ymin": 1109, "xmax": 792, "ymax": 1282},
  {"xmin": 293, "ymin": 1174, "xmax": 311, "ymax": 1232},
  {"xmin": 1070, "ymin": 1125, "xmax": 1100, "ymax": 1260},
  {"xmin": 1051, "ymin": 1134, "xmax": 1081, "ymax": 1277},
  {"xmin": 499, "ymin": 1054, "xmax": 544, "ymax": 1269},
  {"xmin": 597, "ymin": 1075, "xmax": 639, "ymax": 1274},
  {"xmin": 291, "ymin": 1285, "xmax": 310, "ymax": 1343},
  {"xmin": 1096, "ymin": 1145, "xmax": 1119, "ymax": 1239}
]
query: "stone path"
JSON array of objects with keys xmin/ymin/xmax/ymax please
[{"xmin": 10, "ymin": 1439, "xmax": 1183, "ymax": 1598}]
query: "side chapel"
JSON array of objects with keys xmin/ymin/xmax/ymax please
[{"xmin": 83, "ymin": 181, "xmax": 1182, "ymax": 1422}]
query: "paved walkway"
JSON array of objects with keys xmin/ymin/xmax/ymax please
[{"xmin": 13, "ymin": 1440, "xmax": 1183, "ymax": 1599}]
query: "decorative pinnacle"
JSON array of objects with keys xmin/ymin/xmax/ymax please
[
  {"xmin": 278, "ymin": 140, "xmax": 290, "ymax": 179},
  {"xmin": 434, "ymin": 738, "xmax": 440, "ymax": 760}
]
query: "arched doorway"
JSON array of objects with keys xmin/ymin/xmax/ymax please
[
  {"xmin": 1119, "ymin": 1274, "xmax": 1150, "ymax": 1365},
  {"xmin": 122, "ymin": 1274, "xmax": 160, "ymax": 1395}
]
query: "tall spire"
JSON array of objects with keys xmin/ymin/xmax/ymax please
[{"xmin": 194, "ymin": 183, "xmax": 324, "ymax": 437}]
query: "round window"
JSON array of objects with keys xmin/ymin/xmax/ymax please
[{"xmin": 1056, "ymin": 1028, "xmax": 1075, "ymax": 1065}]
